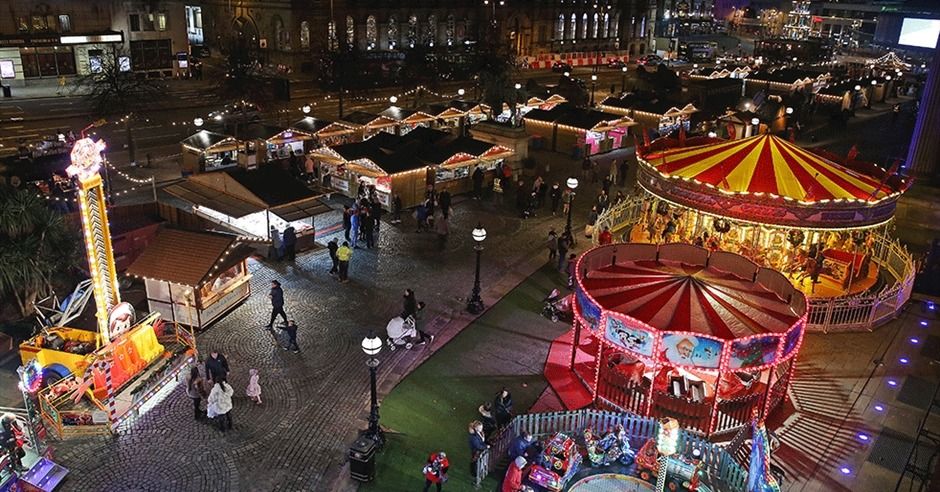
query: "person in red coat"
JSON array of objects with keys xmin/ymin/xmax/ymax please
[
  {"xmin": 501, "ymin": 456, "xmax": 528, "ymax": 492},
  {"xmin": 423, "ymin": 451, "xmax": 449, "ymax": 492},
  {"xmin": 599, "ymin": 226, "xmax": 613, "ymax": 245}
]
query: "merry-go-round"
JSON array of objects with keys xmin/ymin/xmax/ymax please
[
  {"xmin": 550, "ymin": 243, "xmax": 807, "ymax": 437},
  {"xmin": 597, "ymin": 132, "xmax": 915, "ymax": 332}
]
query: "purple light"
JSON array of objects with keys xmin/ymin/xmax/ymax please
[
  {"xmin": 887, "ymin": 379, "xmax": 899, "ymax": 387},
  {"xmin": 899, "ymin": 357, "xmax": 910, "ymax": 364},
  {"xmin": 840, "ymin": 467, "xmax": 852, "ymax": 475},
  {"xmin": 921, "ymin": 320, "xmax": 929, "ymax": 327},
  {"xmin": 857, "ymin": 433, "xmax": 870, "ymax": 442},
  {"xmin": 928, "ymin": 303, "xmax": 936, "ymax": 311},
  {"xmin": 874, "ymin": 404, "xmax": 885, "ymax": 412},
  {"xmin": 910, "ymin": 337, "xmax": 920, "ymax": 344}
]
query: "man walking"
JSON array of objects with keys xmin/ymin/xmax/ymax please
[
  {"xmin": 550, "ymin": 182, "xmax": 561, "ymax": 215},
  {"xmin": 472, "ymin": 166, "xmax": 484, "ymax": 199},
  {"xmin": 205, "ymin": 350, "xmax": 230, "ymax": 383},
  {"xmin": 337, "ymin": 241, "xmax": 353, "ymax": 283},
  {"xmin": 342, "ymin": 205, "xmax": 352, "ymax": 241},
  {"xmin": 282, "ymin": 225, "xmax": 297, "ymax": 261},
  {"xmin": 266, "ymin": 280, "xmax": 288, "ymax": 328},
  {"xmin": 327, "ymin": 238, "xmax": 339, "ymax": 275},
  {"xmin": 282, "ymin": 320, "xmax": 300, "ymax": 353}
]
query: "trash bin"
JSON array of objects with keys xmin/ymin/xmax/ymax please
[
  {"xmin": 348, "ymin": 435, "xmax": 377, "ymax": 482},
  {"xmin": 2, "ymin": 85, "xmax": 11, "ymax": 98}
]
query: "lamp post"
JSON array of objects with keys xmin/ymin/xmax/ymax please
[
  {"xmin": 389, "ymin": 95, "xmax": 398, "ymax": 105},
  {"xmin": 512, "ymin": 82, "xmax": 522, "ymax": 126},
  {"xmin": 361, "ymin": 333, "xmax": 384, "ymax": 446},
  {"xmin": 621, "ymin": 66, "xmax": 628, "ymax": 93},
  {"xmin": 564, "ymin": 177, "xmax": 578, "ymax": 243},
  {"xmin": 193, "ymin": 117, "xmax": 204, "ymax": 127},
  {"xmin": 751, "ymin": 117, "xmax": 760, "ymax": 136},
  {"xmin": 458, "ymin": 88, "xmax": 466, "ymax": 97},
  {"xmin": 466, "ymin": 224, "xmax": 487, "ymax": 314},
  {"xmin": 302, "ymin": 104, "xmax": 312, "ymax": 115},
  {"xmin": 590, "ymin": 74, "xmax": 598, "ymax": 106}
]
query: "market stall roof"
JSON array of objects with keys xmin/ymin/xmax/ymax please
[
  {"xmin": 642, "ymin": 133, "xmax": 892, "ymax": 203},
  {"xmin": 521, "ymin": 108, "xmax": 561, "ymax": 123},
  {"xmin": 164, "ymin": 179, "xmax": 264, "ymax": 218},
  {"xmin": 232, "ymin": 123, "xmax": 287, "ymax": 141},
  {"xmin": 380, "ymin": 106, "xmax": 436, "ymax": 123},
  {"xmin": 340, "ymin": 111, "xmax": 398, "ymax": 128},
  {"xmin": 554, "ymin": 109, "xmax": 635, "ymax": 132},
  {"xmin": 580, "ymin": 255, "xmax": 801, "ymax": 339},
  {"xmin": 224, "ymin": 167, "xmax": 317, "ymax": 207},
  {"xmin": 270, "ymin": 198, "xmax": 332, "ymax": 222},
  {"xmin": 291, "ymin": 117, "xmax": 335, "ymax": 134},
  {"xmin": 182, "ymin": 130, "xmax": 237, "ymax": 151},
  {"xmin": 127, "ymin": 229, "xmax": 254, "ymax": 287}
]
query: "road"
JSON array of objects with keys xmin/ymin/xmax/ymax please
[{"xmin": 0, "ymin": 64, "xmax": 652, "ymax": 164}]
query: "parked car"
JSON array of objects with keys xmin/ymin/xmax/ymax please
[
  {"xmin": 552, "ymin": 61, "xmax": 573, "ymax": 73},
  {"xmin": 208, "ymin": 102, "xmax": 262, "ymax": 123},
  {"xmin": 636, "ymin": 55, "xmax": 663, "ymax": 66},
  {"xmin": 607, "ymin": 58, "xmax": 627, "ymax": 69}
]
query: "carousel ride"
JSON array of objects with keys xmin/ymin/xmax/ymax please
[
  {"xmin": 17, "ymin": 135, "xmax": 196, "ymax": 437},
  {"xmin": 547, "ymin": 243, "xmax": 806, "ymax": 436},
  {"xmin": 609, "ymin": 132, "xmax": 914, "ymax": 330}
]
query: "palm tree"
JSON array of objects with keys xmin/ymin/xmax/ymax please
[
  {"xmin": 71, "ymin": 47, "xmax": 164, "ymax": 166},
  {"xmin": 0, "ymin": 187, "xmax": 78, "ymax": 318}
]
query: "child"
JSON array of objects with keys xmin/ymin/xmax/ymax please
[{"xmin": 246, "ymin": 368, "xmax": 262, "ymax": 404}]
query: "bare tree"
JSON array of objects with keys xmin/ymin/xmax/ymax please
[{"xmin": 71, "ymin": 47, "xmax": 164, "ymax": 165}]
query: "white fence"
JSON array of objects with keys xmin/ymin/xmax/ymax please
[{"xmin": 592, "ymin": 199, "xmax": 916, "ymax": 333}]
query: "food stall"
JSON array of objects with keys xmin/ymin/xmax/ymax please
[
  {"xmin": 523, "ymin": 105, "xmax": 636, "ymax": 156},
  {"xmin": 265, "ymin": 128, "xmax": 314, "ymax": 161},
  {"xmin": 164, "ymin": 166, "xmax": 330, "ymax": 246},
  {"xmin": 291, "ymin": 117, "xmax": 358, "ymax": 146},
  {"xmin": 308, "ymin": 142, "xmax": 427, "ymax": 209},
  {"xmin": 340, "ymin": 111, "xmax": 399, "ymax": 140},
  {"xmin": 126, "ymin": 229, "xmax": 254, "ymax": 329},
  {"xmin": 420, "ymin": 103, "xmax": 467, "ymax": 130},
  {"xmin": 180, "ymin": 130, "xmax": 243, "ymax": 175},
  {"xmin": 379, "ymin": 106, "xmax": 437, "ymax": 135},
  {"xmin": 431, "ymin": 138, "xmax": 513, "ymax": 196}
]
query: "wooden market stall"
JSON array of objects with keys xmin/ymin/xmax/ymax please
[
  {"xmin": 420, "ymin": 103, "xmax": 467, "ymax": 130},
  {"xmin": 180, "ymin": 130, "xmax": 243, "ymax": 175},
  {"xmin": 164, "ymin": 166, "xmax": 330, "ymax": 246},
  {"xmin": 379, "ymin": 106, "xmax": 437, "ymax": 135},
  {"xmin": 523, "ymin": 105, "xmax": 636, "ymax": 156},
  {"xmin": 265, "ymin": 127, "xmax": 315, "ymax": 162},
  {"xmin": 341, "ymin": 111, "xmax": 399, "ymax": 140},
  {"xmin": 127, "ymin": 229, "xmax": 255, "ymax": 329},
  {"xmin": 309, "ymin": 141, "xmax": 427, "ymax": 209}
]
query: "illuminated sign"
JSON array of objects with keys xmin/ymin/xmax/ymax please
[
  {"xmin": 66, "ymin": 137, "xmax": 107, "ymax": 181},
  {"xmin": 0, "ymin": 60, "xmax": 13, "ymax": 79},
  {"xmin": 60, "ymin": 34, "xmax": 123, "ymax": 44}
]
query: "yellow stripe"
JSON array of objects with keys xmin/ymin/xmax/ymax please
[
  {"xmin": 784, "ymin": 143, "xmax": 883, "ymax": 199},
  {"xmin": 768, "ymin": 138, "xmax": 807, "ymax": 199},
  {"xmin": 723, "ymin": 139, "xmax": 764, "ymax": 191},
  {"xmin": 660, "ymin": 140, "xmax": 758, "ymax": 182}
]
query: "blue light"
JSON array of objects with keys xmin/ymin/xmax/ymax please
[
  {"xmin": 888, "ymin": 379, "xmax": 898, "ymax": 387},
  {"xmin": 910, "ymin": 337, "xmax": 920, "ymax": 344},
  {"xmin": 857, "ymin": 433, "xmax": 870, "ymax": 442},
  {"xmin": 928, "ymin": 303, "xmax": 935, "ymax": 311},
  {"xmin": 899, "ymin": 357, "xmax": 909, "ymax": 364},
  {"xmin": 874, "ymin": 404, "xmax": 885, "ymax": 412},
  {"xmin": 921, "ymin": 320, "xmax": 929, "ymax": 327},
  {"xmin": 840, "ymin": 467, "xmax": 852, "ymax": 475}
]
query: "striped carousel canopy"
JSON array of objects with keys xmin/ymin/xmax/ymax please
[{"xmin": 643, "ymin": 134, "xmax": 889, "ymax": 203}]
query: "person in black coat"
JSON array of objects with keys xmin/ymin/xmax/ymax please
[
  {"xmin": 472, "ymin": 166, "xmax": 484, "ymax": 199},
  {"xmin": 205, "ymin": 351, "xmax": 230, "ymax": 383},
  {"xmin": 266, "ymin": 280, "xmax": 287, "ymax": 328},
  {"xmin": 282, "ymin": 226, "xmax": 297, "ymax": 261},
  {"xmin": 550, "ymin": 182, "xmax": 562, "ymax": 215},
  {"xmin": 327, "ymin": 238, "xmax": 339, "ymax": 275},
  {"xmin": 403, "ymin": 288, "xmax": 419, "ymax": 319},
  {"xmin": 494, "ymin": 387, "xmax": 513, "ymax": 427},
  {"xmin": 439, "ymin": 190, "xmax": 452, "ymax": 219},
  {"xmin": 361, "ymin": 208, "xmax": 375, "ymax": 249},
  {"xmin": 342, "ymin": 205, "xmax": 352, "ymax": 241},
  {"xmin": 283, "ymin": 320, "xmax": 300, "ymax": 353}
]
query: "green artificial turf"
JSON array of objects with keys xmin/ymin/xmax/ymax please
[{"xmin": 361, "ymin": 265, "xmax": 567, "ymax": 492}]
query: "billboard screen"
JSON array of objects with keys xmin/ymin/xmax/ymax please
[{"xmin": 899, "ymin": 18, "xmax": 940, "ymax": 49}]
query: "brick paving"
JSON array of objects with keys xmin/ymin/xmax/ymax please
[{"xmin": 49, "ymin": 149, "xmax": 614, "ymax": 491}]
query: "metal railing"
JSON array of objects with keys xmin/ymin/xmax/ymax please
[
  {"xmin": 591, "ymin": 199, "xmax": 916, "ymax": 333},
  {"xmin": 474, "ymin": 409, "xmax": 749, "ymax": 490}
]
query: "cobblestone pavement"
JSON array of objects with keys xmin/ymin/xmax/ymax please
[{"xmin": 50, "ymin": 150, "xmax": 622, "ymax": 491}]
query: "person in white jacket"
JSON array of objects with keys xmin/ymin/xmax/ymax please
[{"xmin": 206, "ymin": 377, "xmax": 234, "ymax": 432}]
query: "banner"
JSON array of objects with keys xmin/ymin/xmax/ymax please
[
  {"xmin": 575, "ymin": 285, "xmax": 601, "ymax": 331},
  {"xmin": 781, "ymin": 325, "xmax": 802, "ymax": 358},
  {"xmin": 605, "ymin": 314, "xmax": 656, "ymax": 358},
  {"xmin": 730, "ymin": 335, "xmax": 780, "ymax": 369},
  {"xmin": 660, "ymin": 333, "xmax": 722, "ymax": 369}
]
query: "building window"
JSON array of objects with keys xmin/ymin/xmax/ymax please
[
  {"xmin": 446, "ymin": 15, "xmax": 455, "ymax": 45},
  {"xmin": 388, "ymin": 16, "xmax": 398, "ymax": 49},
  {"xmin": 602, "ymin": 12, "xmax": 609, "ymax": 38},
  {"xmin": 581, "ymin": 13, "xmax": 588, "ymax": 39},
  {"xmin": 346, "ymin": 16, "xmax": 355, "ymax": 49},
  {"xmin": 328, "ymin": 21, "xmax": 338, "ymax": 51},
  {"xmin": 186, "ymin": 6, "xmax": 204, "ymax": 45},
  {"xmin": 592, "ymin": 13, "xmax": 599, "ymax": 38},
  {"xmin": 16, "ymin": 17, "xmax": 28, "ymax": 32},
  {"xmin": 300, "ymin": 21, "xmax": 311, "ymax": 50},
  {"xmin": 426, "ymin": 15, "xmax": 437, "ymax": 46},
  {"xmin": 130, "ymin": 14, "xmax": 141, "ymax": 32},
  {"xmin": 130, "ymin": 39, "xmax": 172, "ymax": 70},
  {"xmin": 569, "ymin": 13, "xmax": 576, "ymax": 40},
  {"xmin": 407, "ymin": 15, "xmax": 417, "ymax": 48},
  {"xmin": 58, "ymin": 15, "xmax": 72, "ymax": 33},
  {"xmin": 32, "ymin": 16, "xmax": 47, "ymax": 31},
  {"xmin": 157, "ymin": 13, "xmax": 167, "ymax": 32},
  {"xmin": 20, "ymin": 46, "xmax": 76, "ymax": 77},
  {"xmin": 557, "ymin": 14, "xmax": 565, "ymax": 39},
  {"xmin": 366, "ymin": 16, "xmax": 377, "ymax": 48}
]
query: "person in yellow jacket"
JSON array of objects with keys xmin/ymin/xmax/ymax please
[{"xmin": 336, "ymin": 241, "xmax": 353, "ymax": 283}]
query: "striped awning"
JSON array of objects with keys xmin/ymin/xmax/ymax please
[{"xmin": 643, "ymin": 134, "xmax": 888, "ymax": 203}]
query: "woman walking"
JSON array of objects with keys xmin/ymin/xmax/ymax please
[
  {"xmin": 184, "ymin": 365, "xmax": 207, "ymax": 420},
  {"xmin": 207, "ymin": 376, "xmax": 234, "ymax": 432}
]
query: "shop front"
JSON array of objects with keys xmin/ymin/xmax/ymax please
[
  {"xmin": 265, "ymin": 128, "xmax": 313, "ymax": 161},
  {"xmin": 0, "ymin": 31, "xmax": 122, "ymax": 87},
  {"xmin": 432, "ymin": 143, "xmax": 513, "ymax": 196},
  {"xmin": 310, "ymin": 144, "xmax": 428, "ymax": 209},
  {"xmin": 127, "ymin": 229, "xmax": 254, "ymax": 329},
  {"xmin": 524, "ymin": 106, "xmax": 636, "ymax": 156},
  {"xmin": 180, "ymin": 130, "xmax": 242, "ymax": 175}
]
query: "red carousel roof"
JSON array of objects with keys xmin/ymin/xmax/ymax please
[
  {"xmin": 642, "ymin": 134, "xmax": 893, "ymax": 203},
  {"xmin": 582, "ymin": 259, "xmax": 800, "ymax": 340}
]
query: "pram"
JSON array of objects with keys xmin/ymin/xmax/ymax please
[
  {"xmin": 386, "ymin": 315, "xmax": 419, "ymax": 350},
  {"xmin": 542, "ymin": 289, "xmax": 573, "ymax": 323}
]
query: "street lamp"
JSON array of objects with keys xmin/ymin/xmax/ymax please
[
  {"xmin": 458, "ymin": 88, "xmax": 466, "ymax": 97},
  {"xmin": 361, "ymin": 333, "xmax": 384, "ymax": 446},
  {"xmin": 707, "ymin": 131, "xmax": 717, "ymax": 138},
  {"xmin": 590, "ymin": 74, "xmax": 598, "ymax": 106},
  {"xmin": 854, "ymin": 85, "xmax": 861, "ymax": 91},
  {"xmin": 564, "ymin": 177, "xmax": 578, "ymax": 243},
  {"xmin": 302, "ymin": 104, "xmax": 312, "ymax": 115},
  {"xmin": 785, "ymin": 107, "xmax": 794, "ymax": 115},
  {"xmin": 621, "ymin": 66, "xmax": 628, "ymax": 92},
  {"xmin": 563, "ymin": 71, "xmax": 570, "ymax": 77},
  {"xmin": 389, "ymin": 95, "xmax": 398, "ymax": 104},
  {"xmin": 467, "ymin": 224, "xmax": 487, "ymax": 314},
  {"xmin": 193, "ymin": 117, "xmax": 204, "ymax": 127}
]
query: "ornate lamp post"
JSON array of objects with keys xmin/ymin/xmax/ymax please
[
  {"xmin": 466, "ymin": 224, "xmax": 487, "ymax": 314},
  {"xmin": 302, "ymin": 104, "xmax": 312, "ymax": 115},
  {"xmin": 590, "ymin": 74, "xmax": 598, "ymax": 106},
  {"xmin": 621, "ymin": 66, "xmax": 628, "ymax": 92},
  {"xmin": 361, "ymin": 333, "xmax": 384, "ymax": 446},
  {"xmin": 564, "ymin": 177, "xmax": 578, "ymax": 243}
]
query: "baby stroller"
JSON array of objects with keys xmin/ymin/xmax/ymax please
[
  {"xmin": 386, "ymin": 315, "xmax": 419, "ymax": 350},
  {"xmin": 542, "ymin": 288, "xmax": 573, "ymax": 323}
]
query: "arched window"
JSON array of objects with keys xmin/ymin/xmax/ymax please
[
  {"xmin": 300, "ymin": 21, "xmax": 310, "ymax": 49},
  {"xmin": 581, "ymin": 13, "xmax": 588, "ymax": 39},
  {"xmin": 407, "ymin": 15, "xmax": 417, "ymax": 48},
  {"xmin": 556, "ymin": 14, "xmax": 565, "ymax": 39},
  {"xmin": 592, "ymin": 13, "xmax": 599, "ymax": 38},
  {"xmin": 602, "ymin": 12, "xmax": 609, "ymax": 38},
  {"xmin": 569, "ymin": 13, "xmax": 576, "ymax": 40},
  {"xmin": 327, "ymin": 21, "xmax": 337, "ymax": 51},
  {"xmin": 366, "ymin": 16, "xmax": 377, "ymax": 48},
  {"xmin": 446, "ymin": 15, "xmax": 455, "ymax": 45},
  {"xmin": 346, "ymin": 16, "xmax": 355, "ymax": 49},
  {"xmin": 426, "ymin": 15, "xmax": 437, "ymax": 46},
  {"xmin": 388, "ymin": 16, "xmax": 398, "ymax": 49}
]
